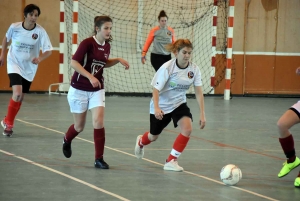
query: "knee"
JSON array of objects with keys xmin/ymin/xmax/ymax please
[
  {"xmin": 93, "ymin": 119, "xmax": 104, "ymax": 129},
  {"xmin": 277, "ymin": 119, "xmax": 287, "ymax": 131},
  {"xmin": 182, "ymin": 127, "xmax": 192, "ymax": 137},
  {"xmin": 149, "ymin": 134, "xmax": 159, "ymax": 142},
  {"xmin": 12, "ymin": 94, "xmax": 22, "ymax": 102},
  {"xmin": 74, "ymin": 125, "xmax": 84, "ymax": 133}
]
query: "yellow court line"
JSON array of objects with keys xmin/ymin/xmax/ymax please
[
  {"xmin": 0, "ymin": 149, "xmax": 130, "ymax": 201},
  {"xmin": 15, "ymin": 119, "xmax": 279, "ymax": 201}
]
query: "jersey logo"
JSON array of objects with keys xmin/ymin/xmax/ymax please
[
  {"xmin": 169, "ymin": 81, "xmax": 176, "ymax": 88},
  {"xmin": 166, "ymin": 31, "xmax": 171, "ymax": 36},
  {"xmin": 32, "ymin": 33, "xmax": 38, "ymax": 40},
  {"xmin": 98, "ymin": 47, "xmax": 104, "ymax": 51},
  {"xmin": 187, "ymin": 71, "xmax": 194, "ymax": 79}
]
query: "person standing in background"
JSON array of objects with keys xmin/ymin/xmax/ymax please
[{"xmin": 141, "ymin": 10, "xmax": 175, "ymax": 72}]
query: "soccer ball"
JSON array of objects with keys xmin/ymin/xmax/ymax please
[{"xmin": 220, "ymin": 164, "xmax": 242, "ymax": 186}]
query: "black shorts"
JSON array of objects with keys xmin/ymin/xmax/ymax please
[
  {"xmin": 8, "ymin": 73, "xmax": 32, "ymax": 93},
  {"xmin": 150, "ymin": 53, "xmax": 171, "ymax": 72},
  {"xmin": 150, "ymin": 103, "xmax": 193, "ymax": 135}
]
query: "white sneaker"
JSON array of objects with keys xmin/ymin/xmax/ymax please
[
  {"xmin": 163, "ymin": 159, "xmax": 184, "ymax": 172},
  {"xmin": 134, "ymin": 135, "xmax": 144, "ymax": 159}
]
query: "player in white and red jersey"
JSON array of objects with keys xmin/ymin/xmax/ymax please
[
  {"xmin": 141, "ymin": 10, "xmax": 175, "ymax": 72},
  {"xmin": 62, "ymin": 16, "xmax": 129, "ymax": 169},
  {"xmin": 0, "ymin": 4, "xmax": 53, "ymax": 137},
  {"xmin": 135, "ymin": 39, "xmax": 206, "ymax": 171},
  {"xmin": 277, "ymin": 67, "xmax": 300, "ymax": 187}
]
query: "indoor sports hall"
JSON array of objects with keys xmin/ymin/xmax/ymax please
[{"xmin": 0, "ymin": 0, "xmax": 300, "ymax": 201}]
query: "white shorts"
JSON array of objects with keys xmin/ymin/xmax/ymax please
[
  {"xmin": 67, "ymin": 86, "xmax": 105, "ymax": 113},
  {"xmin": 290, "ymin": 101, "xmax": 300, "ymax": 118}
]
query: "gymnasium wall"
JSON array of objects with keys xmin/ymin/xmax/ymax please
[{"xmin": 0, "ymin": 0, "xmax": 300, "ymax": 95}]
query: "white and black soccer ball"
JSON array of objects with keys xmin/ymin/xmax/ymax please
[{"xmin": 220, "ymin": 164, "xmax": 242, "ymax": 186}]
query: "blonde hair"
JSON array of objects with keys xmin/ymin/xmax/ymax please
[{"xmin": 165, "ymin": 39, "xmax": 193, "ymax": 53}]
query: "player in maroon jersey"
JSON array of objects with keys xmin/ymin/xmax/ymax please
[
  {"xmin": 62, "ymin": 16, "xmax": 129, "ymax": 169},
  {"xmin": 277, "ymin": 66, "xmax": 300, "ymax": 187}
]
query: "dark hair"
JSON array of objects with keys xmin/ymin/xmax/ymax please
[
  {"xmin": 158, "ymin": 10, "xmax": 168, "ymax": 20},
  {"xmin": 93, "ymin": 16, "xmax": 113, "ymax": 42},
  {"xmin": 24, "ymin": 4, "xmax": 41, "ymax": 17},
  {"xmin": 165, "ymin": 39, "xmax": 193, "ymax": 53}
]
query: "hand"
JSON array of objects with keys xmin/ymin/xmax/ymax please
[
  {"xmin": 154, "ymin": 108, "xmax": 164, "ymax": 120},
  {"xmin": 141, "ymin": 56, "xmax": 146, "ymax": 64},
  {"xmin": 296, "ymin": 67, "xmax": 300, "ymax": 75},
  {"xmin": 32, "ymin": 57, "xmax": 41, "ymax": 65},
  {"xmin": 119, "ymin": 58, "xmax": 130, "ymax": 70},
  {"xmin": 89, "ymin": 76, "xmax": 101, "ymax": 88},
  {"xmin": 199, "ymin": 115, "xmax": 206, "ymax": 129}
]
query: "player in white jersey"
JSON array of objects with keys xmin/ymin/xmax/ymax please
[
  {"xmin": 277, "ymin": 66, "xmax": 300, "ymax": 188},
  {"xmin": 0, "ymin": 4, "xmax": 53, "ymax": 137},
  {"xmin": 135, "ymin": 39, "xmax": 206, "ymax": 171}
]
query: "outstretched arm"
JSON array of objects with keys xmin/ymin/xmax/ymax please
[
  {"xmin": 105, "ymin": 58, "xmax": 129, "ymax": 69},
  {"xmin": 0, "ymin": 36, "xmax": 9, "ymax": 66},
  {"xmin": 194, "ymin": 86, "xmax": 206, "ymax": 129}
]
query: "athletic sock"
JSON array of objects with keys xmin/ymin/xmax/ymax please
[
  {"xmin": 167, "ymin": 133, "xmax": 190, "ymax": 162},
  {"xmin": 279, "ymin": 134, "xmax": 296, "ymax": 163},
  {"xmin": 5, "ymin": 98, "xmax": 20, "ymax": 125},
  {"xmin": 139, "ymin": 132, "xmax": 152, "ymax": 147},
  {"xmin": 64, "ymin": 124, "xmax": 79, "ymax": 143},
  {"xmin": 94, "ymin": 127, "xmax": 105, "ymax": 159}
]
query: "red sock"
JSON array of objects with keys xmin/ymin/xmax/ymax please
[
  {"xmin": 279, "ymin": 134, "xmax": 296, "ymax": 163},
  {"xmin": 16, "ymin": 101, "xmax": 22, "ymax": 113},
  {"xmin": 94, "ymin": 127, "xmax": 105, "ymax": 159},
  {"xmin": 139, "ymin": 132, "xmax": 152, "ymax": 147},
  {"xmin": 64, "ymin": 124, "xmax": 79, "ymax": 143},
  {"xmin": 5, "ymin": 98, "xmax": 20, "ymax": 125},
  {"xmin": 167, "ymin": 133, "xmax": 190, "ymax": 162}
]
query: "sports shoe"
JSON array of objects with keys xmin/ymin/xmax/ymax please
[
  {"xmin": 1, "ymin": 119, "xmax": 13, "ymax": 137},
  {"xmin": 278, "ymin": 157, "xmax": 300, "ymax": 178},
  {"xmin": 163, "ymin": 159, "xmax": 184, "ymax": 172},
  {"xmin": 62, "ymin": 139, "xmax": 72, "ymax": 158},
  {"xmin": 295, "ymin": 177, "xmax": 300, "ymax": 188},
  {"xmin": 134, "ymin": 135, "xmax": 144, "ymax": 159},
  {"xmin": 94, "ymin": 158, "xmax": 109, "ymax": 169}
]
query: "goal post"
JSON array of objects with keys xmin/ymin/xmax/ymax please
[{"xmin": 53, "ymin": 0, "xmax": 233, "ymax": 97}]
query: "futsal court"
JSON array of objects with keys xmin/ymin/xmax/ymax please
[{"xmin": 0, "ymin": 93, "xmax": 299, "ymax": 201}]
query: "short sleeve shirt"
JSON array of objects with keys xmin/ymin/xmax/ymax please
[
  {"xmin": 71, "ymin": 36, "xmax": 110, "ymax": 91},
  {"xmin": 6, "ymin": 22, "xmax": 53, "ymax": 81},
  {"xmin": 150, "ymin": 58, "xmax": 202, "ymax": 114}
]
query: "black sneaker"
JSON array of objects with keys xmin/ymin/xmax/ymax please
[
  {"xmin": 62, "ymin": 139, "xmax": 72, "ymax": 158},
  {"xmin": 94, "ymin": 158, "xmax": 109, "ymax": 169}
]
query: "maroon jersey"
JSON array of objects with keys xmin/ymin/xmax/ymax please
[{"xmin": 71, "ymin": 36, "xmax": 110, "ymax": 91}]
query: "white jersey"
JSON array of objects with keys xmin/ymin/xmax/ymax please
[
  {"xmin": 6, "ymin": 22, "xmax": 53, "ymax": 81},
  {"xmin": 150, "ymin": 58, "xmax": 202, "ymax": 114}
]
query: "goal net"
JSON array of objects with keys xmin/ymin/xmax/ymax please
[{"xmin": 64, "ymin": 0, "xmax": 231, "ymax": 95}]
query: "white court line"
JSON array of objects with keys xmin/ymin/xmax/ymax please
[
  {"xmin": 0, "ymin": 149, "xmax": 130, "ymax": 201},
  {"xmin": 16, "ymin": 119, "xmax": 279, "ymax": 201}
]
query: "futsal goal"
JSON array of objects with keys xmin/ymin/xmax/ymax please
[{"xmin": 50, "ymin": 0, "xmax": 233, "ymax": 98}]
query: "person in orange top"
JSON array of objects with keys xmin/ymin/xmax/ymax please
[{"xmin": 141, "ymin": 10, "xmax": 175, "ymax": 72}]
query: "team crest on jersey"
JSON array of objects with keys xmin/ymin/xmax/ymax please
[
  {"xmin": 166, "ymin": 31, "xmax": 171, "ymax": 36},
  {"xmin": 104, "ymin": 54, "xmax": 108, "ymax": 59},
  {"xmin": 32, "ymin": 33, "xmax": 38, "ymax": 40},
  {"xmin": 187, "ymin": 71, "xmax": 194, "ymax": 79}
]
